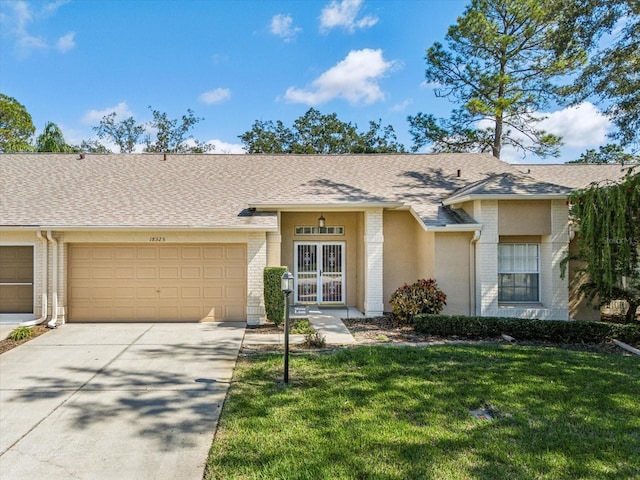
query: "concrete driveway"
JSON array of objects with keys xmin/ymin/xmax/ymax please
[{"xmin": 0, "ymin": 322, "xmax": 245, "ymax": 480}]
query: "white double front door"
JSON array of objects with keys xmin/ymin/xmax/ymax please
[{"xmin": 294, "ymin": 242, "xmax": 345, "ymax": 304}]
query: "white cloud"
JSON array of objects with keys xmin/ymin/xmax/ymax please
[
  {"xmin": 199, "ymin": 88, "xmax": 231, "ymax": 105},
  {"xmin": 207, "ymin": 139, "xmax": 246, "ymax": 154},
  {"xmin": 420, "ymin": 80, "xmax": 442, "ymax": 90},
  {"xmin": 82, "ymin": 102, "xmax": 134, "ymax": 124},
  {"xmin": 283, "ymin": 48, "xmax": 397, "ymax": 106},
  {"xmin": 2, "ymin": 0, "xmax": 74, "ymax": 57},
  {"xmin": 391, "ymin": 98, "xmax": 413, "ymax": 112},
  {"xmin": 55, "ymin": 31, "xmax": 75, "ymax": 52},
  {"xmin": 538, "ymin": 102, "xmax": 611, "ymax": 148},
  {"xmin": 270, "ymin": 14, "xmax": 301, "ymax": 42},
  {"xmin": 319, "ymin": 0, "xmax": 378, "ymax": 33}
]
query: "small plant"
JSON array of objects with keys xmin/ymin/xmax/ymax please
[
  {"xmin": 303, "ymin": 332, "xmax": 326, "ymax": 348},
  {"xmin": 8, "ymin": 326, "xmax": 32, "ymax": 341},
  {"xmin": 290, "ymin": 319, "xmax": 315, "ymax": 335},
  {"xmin": 390, "ymin": 278, "xmax": 447, "ymax": 325}
]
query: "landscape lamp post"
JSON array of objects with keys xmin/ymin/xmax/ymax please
[{"xmin": 281, "ymin": 270, "xmax": 294, "ymax": 384}]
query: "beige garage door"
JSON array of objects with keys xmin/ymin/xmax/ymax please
[
  {"xmin": 68, "ymin": 244, "xmax": 246, "ymax": 322},
  {"xmin": 0, "ymin": 246, "xmax": 34, "ymax": 314}
]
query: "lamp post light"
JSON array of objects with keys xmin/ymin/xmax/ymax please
[{"xmin": 281, "ymin": 270, "xmax": 294, "ymax": 384}]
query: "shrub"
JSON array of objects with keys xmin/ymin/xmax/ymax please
[
  {"xmin": 8, "ymin": 326, "xmax": 32, "ymax": 341},
  {"xmin": 303, "ymin": 332, "xmax": 326, "ymax": 348},
  {"xmin": 413, "ymin": 314, "xmax": 640, "ymax": 346},
  {"xmin": 390, "ymin": 278, "xmax": 447, "ymax": 324},
  {"xmin": 290, "ymin": 319, "xmax": 314, "ymax": 335},
  {"xmin": 264, "ymin": 267, "xmax": 287, "ymax": 326}
]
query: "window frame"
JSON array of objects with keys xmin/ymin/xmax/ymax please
[
  {"xmin": 294, "ymin": 226, "xmax": 345, "ymax": 236},
  {"xmin": 497, "ymin": 243, "xmax": 540, "ymax": 303}
]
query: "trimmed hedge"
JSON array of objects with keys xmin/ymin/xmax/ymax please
[
  {"xmin": 414, "ymin": 314, "xmax": 640, "ymax": 346},
  {"xmin": 264, "ymin": 267, "xmax": 287, "ymax": 326}
]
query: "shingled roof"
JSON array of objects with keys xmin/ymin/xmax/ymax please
[{"xmin": 0, "ymin": 153, "xmax": 626, "ymax": 230}]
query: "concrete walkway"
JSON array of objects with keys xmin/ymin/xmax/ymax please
[
  {"xmin": 0, "ymin": 322, "xmax": 245, "ymax": 480},
  {"xmin": 243, "ymin": 306, "xmax": 361, "ymax": 346}
]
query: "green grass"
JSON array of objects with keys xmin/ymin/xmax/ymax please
[{"xmin": 205, "ymin": 345, "xmax": 640, "ymax": 480}]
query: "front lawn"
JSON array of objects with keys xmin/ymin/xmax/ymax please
[{"xmin": 206, "ymin": 345, "xmax": 639, "ymax": 480}]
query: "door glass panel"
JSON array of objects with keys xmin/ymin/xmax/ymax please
[
  {"xmin": 297, "ymin": 244, "xmax": 318, "ymax": 302},
  {"xmin": 321, "ymin": 244, "xmax": 343, "ymax": 302}
]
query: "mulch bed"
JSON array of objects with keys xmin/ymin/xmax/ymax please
[
  {"xmin": 0, "ymin": 325, "xmax": 50, "ymax": 355},
  {"xmin": 342, "ymin": 316, "xmax": 633, "ymax": 355}
]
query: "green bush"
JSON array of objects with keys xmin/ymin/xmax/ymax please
[
  {"xmin": 8, "ymin": 326, "xmax": 32, "ymax": 341},
  {"xmin": 264, "ymin": 267, "xmax": 287, "ymax": 326},
  {"xmin": 390, "ymin": 278, "xmax": 447, "ymax": 324},
  {"xmin": 413, "ymin": 314, "xmax": 640, "ymax": 346},
  {"xmin": 290, "ymin": 319, "xmax": 314, "ymax": 335}
]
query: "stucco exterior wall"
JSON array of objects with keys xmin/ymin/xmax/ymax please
[
  {"xmin": 434, "ymin": 232, "xmax": 473, "ymax": 315},
  {"xmin": 280, "ymin": 212, "xmax": 361, "ymax": 306},
  {"xmin": 382, "ymin": 210, "xmax": 436, "ymax": 312},
  {"xmin": 568, "ymin": 236, "xmax": 600, "ymax": 321},
  {"xmin": 498, "ymin": 200, "xmax": 551, "ymax": 236}
]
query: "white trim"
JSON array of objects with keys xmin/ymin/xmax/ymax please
[
  {"xmin": 444, "ymin": 193, "xmax": 567, "ymax": 206},
  {"xmin": 249, "ymin": 202, "xmax": 404, "ymax": 211},
  {"xmin": 0, "ymin": 225, "xmax": 279, "ymax": 232},
  {"xmin": 426, "ymin": 224, "xmax": 482, "ymax": 232}
]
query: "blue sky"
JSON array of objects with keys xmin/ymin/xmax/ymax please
[{"xmin": 0, "ymin": 0, "xmax": 612, "ymax": 163}]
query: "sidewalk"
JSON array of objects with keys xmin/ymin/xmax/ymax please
[{"xmin": 242, "ymin": 306, "xmax": 362, "ymax": 346}]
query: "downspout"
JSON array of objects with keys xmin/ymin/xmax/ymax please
[
  {"xmin": 470, "ymin": 230, "xmax": 481, "ymax": 316},
  {"xmin": 19, "ymin": 230, "xmax": 48, "ymax": 326},
  {"xmin": 46, "ymin": 231, "xmax": 58, "ymax": 329}
]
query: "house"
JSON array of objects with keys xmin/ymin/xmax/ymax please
[{"xmin": 0, "ymin": 153, "xmax": 628, "ymax": 326}]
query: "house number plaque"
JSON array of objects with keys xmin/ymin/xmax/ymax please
[{"xmin": 149, "ymin": 236, "xmax": 166, "ymax": 242}]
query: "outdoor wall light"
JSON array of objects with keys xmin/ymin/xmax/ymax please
[{"xmin": 318, "ymin": 213, "xmax": 326, "ymax": 228}]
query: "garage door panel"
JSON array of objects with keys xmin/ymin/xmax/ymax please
[
  {"xmin": 92, "ymin": 247, "xmax": 114, "ymax": 260},
  {"xmin": 92, "ymin": 267, "xmax": 114, "ymax": 279},
  {"xmin": 225, "ymin": 266, "xmax": 245, "ymax": 280},
  {"xmin": 114, "ymin": 287, "xmax": 135, "ymax": 299},
  {"xmin": 181, "ymin": 247, "xmax": 202, "ymax": 259},
  {"xmin": 114, "ymin": 247, "xmax": 136, "ymax": 259},
  {"xmin": 115, "ymin": 266, "xmax": 135, "ymax": 279},
  {"xmin": 204, "ymin": 247, "xmax": 224, "ymax": 259},
  {"xmin": 137, "ymin": 267, "xmax": 157, "ymax": 279},
  {"xmin": 68, "ymin": 244, "xmax": 247, "ymax": 322},
  {"xmin": 204, "ymin": 266, "xmax": 223, "ymax": 280},
  {"xmin": 137, "ymin": 248, "xmax": 158, "ymax": 259},
  {"xmin": 225, "ymin": 305, "xmax": 246, "ymax": 320},
  {"xmin": 181, "ymin": 266, "xmax": 201, "ymax": 279},
  {"xmin": 136, "ymin": 287, "xmax": 158, "ymax": 299},
  {"xmin": 159, "ymin": 247, "xmax": 179, "ymax": 259},
  {"xmin": 159, "ymin": 267, "xmax": 180, "ymax": 279},
  {"xmin": 226, "ymin": 247, "xmax": 246, "ymax": 260},
  {"xmin": 225, "ymin": 285, "xmax": 245, "ymax": 300},
  {"xmin": 159, "ymin": 287, "xmax": 179, "ymax": 299},
  {"xmin": 204, "ymin": 286, "xmax": 223, "ymax": 299}
]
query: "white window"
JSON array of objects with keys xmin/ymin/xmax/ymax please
[
  {"xmin": 295, "ymin": 226, "xmax": 344, "ymax": 235},
  {"xmin": 498, "ymin": 243, "xmax": 540, "ymax": 302}
]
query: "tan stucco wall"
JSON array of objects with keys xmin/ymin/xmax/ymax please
[
  {"xmin": 280, "ymin": 212, "xmax": 362, "ymax": 306},
  {"xmin": 382, "ymin": 210, "xmax": 436, "ymax": 311},
  {"xmin": 568, "ymin": 236, "xmax": 600, "ymax": 320},
  {"xmin": 498, "ymin": 200, "xmax": 551, "ymax": 236},
  {"xmin": 434, "ymin": 232, "xmax": 473, "ymax": 315}
]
